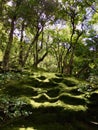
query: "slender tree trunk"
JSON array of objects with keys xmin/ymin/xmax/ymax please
[
  {"xmin": 33, "ymin": 40, "xmax": 38, "ymax": 68},
  {"xmin": 62, "ymin": 47, "xmax": 70, "ymax": 74},
  {"xmin": 22, "ymin": 29, "xmax": 40, "ymax": 67},
  {"xmin": 68, "ymin": 47, "xmax": 74, "ymax": 75},
  {"xmin": 68, "ymin": 32, "xmax": 83, "ymax": 75},
  {"xmin": 19, "ymin": 21, "xmax": 25, "ymax": 66},
  {"xmin": 33, "ymin": 30, "xmax": 48, "ymax": 68},
  {"xmin": 2, "ymin": 16, "xmax": 16, "ymax": 71},
  {"xmin": 57, "ymin": 42, "xmax": 60, "ymax": 72}
]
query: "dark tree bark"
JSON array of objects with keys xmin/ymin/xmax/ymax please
[
  {"xmin": 2, "ymin": 16, "xmax": 16, "ymax": 71},
  {"xmin": 19, "ymin": 21, "xmax": 25, "ymax": 66},
  {"xmin": 22, "ymin": 28, "xmax": 40, "ymax": 67},
  {"xmin": 33, "ymin": 52, "xmax": 48, "ymax": 68},
  {"xmin": 33, "ymin": 40, "xmax": 38, "ymax": 68}
]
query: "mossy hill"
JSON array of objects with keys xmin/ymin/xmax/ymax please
[{"xmin": 0, "ymin": 71, "xmax": 98, "ymax": 130}]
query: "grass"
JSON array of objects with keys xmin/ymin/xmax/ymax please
[{"xmin": 0, "ymin": 71, "xmax": 98, "ymax": 130}]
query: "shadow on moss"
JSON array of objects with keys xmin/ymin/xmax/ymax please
[
  {"xmin": 37, "ymin": 76, "xmax": 46, "ymax": 80},
  {"xmin": 70, "ymin": 88, "xmax": 84, "ymax": 95},
  {"xmin": 87, "ymin": 93, "xmax": 98, "ymax": 123},
  {"xmin": 46, "ymin": 88, "xmax": 60, "ymax": 97},
  {"xmin": 59, "ymin": 95, "xmax": 86, "ymax": 105},
  {"xmin": 3, "ymin": 85, "xmax": 38, "ymax": 97},
  {"xmin": 63, "ymin": 79, "xmax": 77, "ymax": 87}
]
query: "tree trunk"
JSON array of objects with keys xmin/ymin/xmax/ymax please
[
  {"xmin": 2, "ymin": 16, "xmax": 16, "ymax": 71},
  {"xmin": 19, "ymin": 21, "xmax": 25, "ymax": 66},
  {"xmin": 68, "ymin": 47, "xmax": 74, "ymax": 75},
  {"xmin": 22, "ymin": 30, "xmax": 40, "ymax": 67},
  {"xmin": 62, "ymin": 48, "xmax": 70, "ymax": 75},
  {"xmin": 33, "ymin": 40, "xmax": 38, "ymax": 69}
]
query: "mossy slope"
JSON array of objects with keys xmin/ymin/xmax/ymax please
[{"xmin": 0, "ymin": 71, "xmax": 98, "ymax": 130}]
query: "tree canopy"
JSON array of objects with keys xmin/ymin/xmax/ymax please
[{"xmin": 0, "ymin": 0, "xmax": 98, "ymax": 78}]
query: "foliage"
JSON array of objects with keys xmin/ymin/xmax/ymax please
[
  {"xmin": 0, "ymin": 0, "xmax": 97, "ymax": 76},
  {"xmin": 77, "ymin": 83, "xmax": 93, "ymax": 93},
  {"xmin": 87, "ymin": 74, "xmax": 98, "ymax": 85},
  {"xmin": 0, "ymin": 95, "xmax": 32, "ymax": 122},
  {"xmin": 0, "ymin": 72, "xmax": 21, "ymax": 85}
]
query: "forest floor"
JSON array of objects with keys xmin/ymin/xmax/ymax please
[{"xmin": 0, "ymin": 71, "xmax": 98, "ymax": 130}]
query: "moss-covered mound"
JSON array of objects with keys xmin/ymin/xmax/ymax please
[{"xmin": 0, "ymin": 71, "xmax": 98, "ymax": 130}]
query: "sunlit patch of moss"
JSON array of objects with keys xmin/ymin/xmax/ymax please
[
  {"xmin": 1, "ymin": 127, "xmax": 37, "ymax": 130},
  {"xmin": 19, "ymin": 128, "xmax": 36, "ymax": 130},
  {"xmin": 28, "ymin": 98, "xmax": 87, "ymax": 112},
  {"xmin": 65, "ymin": 77, "xmax": 80, "ymax": 83},
  {"xmin": 32, "ymin": 93, "xmax": 56, "ymax": 101},
  {"xmin": 32, "ymin": 94, "xmax": 50, "ymax": 103},
  {"xmin": 58, "ymin": 92, "xmax": 85, "ymax": 99},
  {"xmin": 92, "ymin": 90, "xmax": 98, "ymax": 94},
  {"xmin": 33, "ymin": 72, "xmax": 56, "ymax": 79}
]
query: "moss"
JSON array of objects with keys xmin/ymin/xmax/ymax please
[
  {"xmin": 55, "ymin": 73, "xmax": 63, "ymax": 78},
  {"xmin": 21, "ymin": 78, "xmax": 40, "ymax": 87},
  {"xmin": 3, "ymin": 84, "xmax": 38, "ymax": 97},
  {"xmin": 0, "ymin": 71, "xmax": 97, "ymax": 130},
  {"xmin": 50, "ymin": 78, "xmax": 63, "ymax": 83},
  {"xmin": 46, "ymin": 88, "xmax": 60, "ymax": 97},
  {"xmin": 38, "ymin": 76, "xmax": 46, "ymax": 80},
  {"xmin": 59, "ymin": 94, "xmax": 86, "ymax": 105},
  {"xmin": 33, "ymin": 94, "xmax": 49, "ymax": 103},
  {"xmin": 63, "ymin": 79, "xmax": 77, "ymax": 87},
  {"xmin": 70, "ymin": 88, "xmax": 84, "ymax": 95},
  {"xmin": 39, "ymin": 81, "xmax": 57, "ymax": 88}
]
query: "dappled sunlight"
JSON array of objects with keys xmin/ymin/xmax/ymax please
[
  {"xmin": 0, "ymin": 71, "xmax": 98, "ymax": 130},
  {"xmin": 19, "ymin": 127, "xmax": 37, "ymax": 130},
  {"xmin": 58, "ymin": 92, "xmax": 84, "ymax": 99},
  {"xmin": 29, "ymin": 98, "xmax": 87, "ymax": 111},
  {"xmin": 33, "ymin": 72, "xmax": 56, "ymax": 79},
  {"xmin": 93, "ymin": 90, "xmax": 98, "ymax": 94},
  {"xmin": 64, "ymin": 77, "xmax": 80, "ymax": 84},
  {"xmin": 32, "ymin": 93, "xmax": 51, "ymax": 100}
]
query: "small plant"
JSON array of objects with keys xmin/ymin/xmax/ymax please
[
  {"xmin": 0, "ymin": 72, "xmax": 22, "ymax": 86},
  {"xmin": 87, "ymin": 75, "xmax": 98, "ymax": 85},
  {"xmin": 77, "ymin": 83, "xmax": 93, "ymax": 93},
  {"xmin": 0, "ymin": 95, "xmax": 32, "ymax": 123}
]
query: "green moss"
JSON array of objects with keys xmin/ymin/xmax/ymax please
[
  {"xmin": 70, "ymin": 88, "xmax": 84, "ymax": 95},
  {"xmin": 59, "ymin": 94, "xmax": 86, "ymax": 105},
  {"xmin": 3, "ymin": 85, "xmax": 38, "ymax": 97},
  {"xmin": 46, "ymin": 88, "xmax": 60, "ymax": 97},
  {"xmin": 0, "ymin": 71, "xmax": 97, "ymax": 130},
  {"xmin": 37, "ymin": 76, "xmax": 46, "ymax": 80},
  {"xmin": 50, "ymin": 77, "xmax": 63, "ymax": 83},
  {"xmin": 63, "ymin": 79, "xmax": 77, "ymax": 87},
  {"xmin": 39, "ymin": 81, "xmax": 57, "ymax": 88}
]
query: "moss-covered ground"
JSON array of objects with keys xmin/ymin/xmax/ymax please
[{"xmin": 0, "ymin": 71, "xmax": 98, "ymax": 130}]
